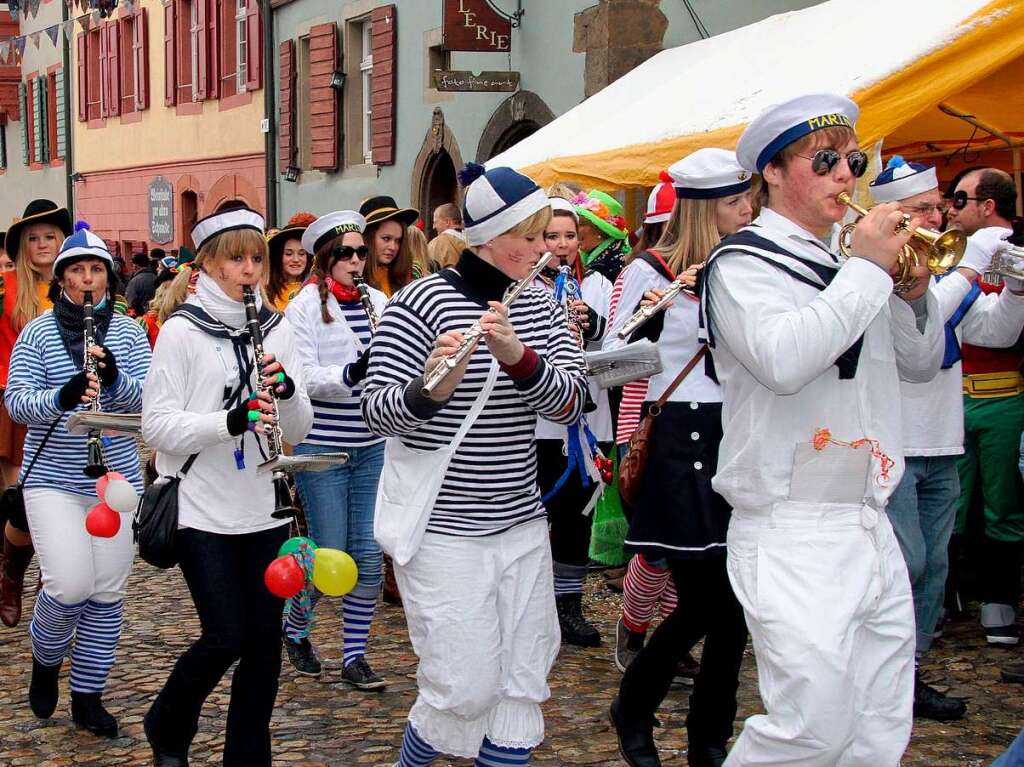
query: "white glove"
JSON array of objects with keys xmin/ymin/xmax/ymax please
[{"xmin": 958, "ymin": 227, "xmax": 1011, "ymax": 276}]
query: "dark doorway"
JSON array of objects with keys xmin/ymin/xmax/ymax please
[
  {"xmin": 181, "ymin": 191, "xmax": 198, "ymax": 250},
  {"xmin": 487, "ymin": 120, "xmax": 541, "ymax": 160},
  {"xmin": 216, "ymin": 198, "xmax": 245, "ymax": 212},
  {"xmin": 420, "ymin": 148, "xmax": 457, "ymax": 230}
]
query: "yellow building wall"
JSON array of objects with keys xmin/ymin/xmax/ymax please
[{"xmin": 73, "ymin": 0, "xmax": 265, "ymax": 173}]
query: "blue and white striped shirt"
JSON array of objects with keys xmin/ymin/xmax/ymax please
[{"xmin": 5, "ymin": 311, "xmax": 151, "ymax": 495}]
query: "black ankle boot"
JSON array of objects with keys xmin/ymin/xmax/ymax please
[
  {"xmin": 71, "ymin": 691, "xmax": 119, "ymax": 738},
  {"xmin": 556, "ymin": 593, "xmax": 601, "ymax": 647},
  {"xmin": 610, "ymin": 696, "xmax": 661, "ymax": 767},
  {"xmin": 914, "ymin": 672, "xmax": 966, "ymax": 721},
  {"xmin": 144, "ymin": 709, "xmax": 190, "ymax": 766},
  {"xmin": 28, "ymin": 656, "xmax": 62, "ymax": 719}
]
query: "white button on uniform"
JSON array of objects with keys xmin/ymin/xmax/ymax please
[
  {"xmin": 691, "ymin": 432, "xmax": 700, "ymax": 441},
  {"xmin": 694, "ymin": 461, "xmax": 703, "ymax": 470},
  {"xmin": 690, "ymin": 402, "xmax": 699, "ymax": 410}
]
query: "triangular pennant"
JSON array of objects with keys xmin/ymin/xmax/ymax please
[
  {"xmin": 45, "ymin": 25, "xmax": 59, "ymax": 46},
  {"xmin": 13, "ymin": 36, "xmax": 26, "ymax": 57},
  {"xmin": 29, "ymin": 30, "xmax": 41, "ymax": 48},
  {"xmin": 29, "ymin": 0, "xmax": 41, "ymax": 18},
  {"xmin": 78, "ymin": 12, "xmax": 90, "ymax": 29},
  {"xmin": 63, "ymin": 18, "xmax": 76, "ymax": 42},
  {"xmin": 0, "ymin": 41, "xmax": 9, "ymax": 64},
  {"xmin": 7, "ymin": 0, "xmax": 19, "ymax": 19}
]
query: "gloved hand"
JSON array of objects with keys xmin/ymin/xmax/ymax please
[
  {"xmin": 345, "ymin": 349, "xmax": 371, "ymax": 386},
  {"xmin": 958, "ymin": 227, "xmax": 1010, "ymax": 276},
  {"xmin": 94, "ymin": 346, "xmax": 118, "ymax": 387},
  {"xmin": 57, "ymin": 371, "xmax": 89, "ymax": 411},
  {"xmin": 259, "ymin": 353, "xmax": 296, "ymax": 400}
]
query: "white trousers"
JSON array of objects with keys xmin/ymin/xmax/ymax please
[
  {"xmin": 25, "ymin": 488, "xmax": 135, "ymax": 604},
  {"xmin": 724, "ymin": 501, "xmax": 914, "ymax": 767},
  {"xmin": 394, "ymin": 519, "xmax": 560, "ymax": 758}
]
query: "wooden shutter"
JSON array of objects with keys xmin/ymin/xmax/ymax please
[
  {"xmin": 194, "ymin": 0, "xmax": 207, "ymax": 100},
  {"xmin": 99, "ymin": 25, "xmax": 109, "ymax": 116},
  {"xmin": 106, "ymin": 23, "xmax": 120, "ymax": 116},
  {"xmin": 134, "ymin": 9, "xmax": 149, "ymax": 109},
  {"xmin": 278, "ymin": 38, "xmax": 294, "ymax": 173},
  {"xmin": 163, "ymin": 1, "xmax": 175, "ymax": 105},
  {"xmin": 32, "ymin": 77, "xmax": 43, "ymax": 164},
  {"xmin": 369, "ymin": 4, "xmax": 396, "ymax": 166},
  {"xmin": 308, "ymin": 23, "xmax": 337, "ymax": 171},
  {"xmin": 18, "ymin": 80, "xmax": 28, "ymax": 163},
  {"xmin": 244, "ymin": 0, "xmax": 261, "ymax": 91},
  {"xmin": 55, "ymin": 69, "xmax": 66, "ymax": 159},
  {"xmin": 76, "ymin": 33, "xmax": 88, "ymax": 120}
]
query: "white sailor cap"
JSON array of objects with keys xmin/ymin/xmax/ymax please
[
  {"xmin": 301, "ymin": 211, "xmax": 367, "ymax": 255},
  {"xmin": 737, "ymin": 93, "xmax": 860, "ymax": 173},
  {"xmin": 868, "ymin": 155, "xmax": 938, "ymax": 203},
  {"xmin": 191, "ymin": 205, "xmax": 265, "ymax": 253},
  {"xmin": 667, "ymin": 148, "xmax": 751, "ymax": 200},
  {"xmin": 52, "ymin": 222, "xmax": 112, "ymax": 276},
  {"xmin": 549, "ymin": 197, "xmax": 579, "ymax": 221}
]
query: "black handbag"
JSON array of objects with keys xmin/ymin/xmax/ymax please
[
  {"xmin": 133, "ymin": 453, "xmax": 198, "ymax": 569},
  {"xmin": 0, "ymin": 419, "xmax": 61, "ymax": 531}
]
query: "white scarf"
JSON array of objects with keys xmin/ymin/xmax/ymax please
[{"xmin": 194, "ymin": 271, "xmax": 262, "ymax": 330}]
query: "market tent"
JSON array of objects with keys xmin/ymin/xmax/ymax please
[{"xmin": 488, "ymin": 0, "xmax": 1024, "ymax": 191}]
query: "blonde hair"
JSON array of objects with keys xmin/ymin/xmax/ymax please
[
  {"xmin": 13, "ymin": 224, "xmax": 65, "ymax": 330},
  {"xmin": 651, "ymin": 197, "xmax": 720, "ymax": 276},
  {"xmin": 505, "ymin": 207, "xmax": 552, "ymax": 238},
  {"xmin": 405, "ymin": 225, "xmax": 434, "ymax": 278},
  {"xmin": 365, "ymin": 219, "xmax": 414, "ymax": 295},
  {"xmin": 156, "ymin": 229, "xmax": 269, "ymax": 319}
]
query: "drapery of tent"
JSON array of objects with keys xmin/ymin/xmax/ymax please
[{"xmin": 488, "ymin": 0, "xmax": 1024, "ymax": 192}]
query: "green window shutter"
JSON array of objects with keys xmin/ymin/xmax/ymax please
[
  {"xmin": 55, "ymin": 70, "xmax": 66, "ymax": 160},
  {"xmin": 32, "ymin": 77, "xmax": 44, "ymax": 164},
  {"xmin": 19, "ymin": 81, "xmax": 28, "ymax": 165}
]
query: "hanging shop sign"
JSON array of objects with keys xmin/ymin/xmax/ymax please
[
  {"xmin": 442, "ymin": 0, "xmax": 511, "ymax": 52},
  {"xmin": 148, "ymin": 176, "xmax": 174, "ymax": 244},
  {"xmin": 432, "ymin": 70, "xmax": 520, "ymax": 92}
]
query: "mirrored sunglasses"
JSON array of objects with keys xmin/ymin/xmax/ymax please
[{"xmin": 794, "ymin": 148, "xmax": 869, "ymax": 178}]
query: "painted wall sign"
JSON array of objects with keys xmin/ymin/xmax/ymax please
[
  {"xmin": 148, "ymin": 176, "xmax": 174, "ymax": 244},
  {"xmin": 442, "ymin": 0, "xmax": 511, "ymax": 52},
  {"xmin": 432, "ymin": 70, "xmax": 520, "ymax": 92}
]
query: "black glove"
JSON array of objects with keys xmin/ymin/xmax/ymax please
[
  {"xmin": 346, "ymin": 349, "xmax": 371, "ymax": 386},
  {"xmin": 96, "ymin": 346, "xmax": 118, "ymax": 387},
  {"xmin": 261, "ymin": 362, "xmax": 296, "ymax": 400},
  {"xmin": 226, "ymin": 400, "xmax": 253, "ymax": 437},
  {"xmin": 58, "ymin": 371, "xmax": 89, "ymax": 411}
]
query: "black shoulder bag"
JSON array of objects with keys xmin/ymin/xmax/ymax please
[
  {"xmin": 0, "ymin": 419, "xmax": 62, "ymax": 532},
  {"xmin": 133, "ymin": 452, "xmax": 199, "ymax": 569}
]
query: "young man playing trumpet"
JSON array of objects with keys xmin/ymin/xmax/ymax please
[{"xmin": 699, "ymin": 94, "xmax": 945, "ymax": 766}]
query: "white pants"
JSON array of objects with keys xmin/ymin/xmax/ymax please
[
  {"xmin": 25, "ymin": 488, "xmax": 135, "ymax": 604},
  {"xmin": 724, "ymin": 502, "xmax": 914, "ymax": 767},
  {"xmin": 394, "ymin": 519, "xmax": 560, "ymax": 758}
]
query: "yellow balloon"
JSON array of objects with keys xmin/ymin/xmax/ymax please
[{"xmin": 312, "ymin": 548, "xmax": 358, "ymax": 597}]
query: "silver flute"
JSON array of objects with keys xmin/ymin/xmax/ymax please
[
  {"xmin": 420, "ymin": 252, "xmax": 551, "ymax": 396},
  {"xmin": 352, "ymin": 274, "xmax": 379, "ymax": 333},
  {"xmin": 616, "ymin": 277, "xmax": 697, "ymax": 339}
]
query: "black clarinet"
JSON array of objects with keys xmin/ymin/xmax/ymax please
[{"xmin": 82, "ymin": 291, "xmax": 107, "ymax": 478}]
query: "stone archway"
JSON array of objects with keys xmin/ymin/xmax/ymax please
[
  {"xmin": 476, "ymin": 91, "xmax": 555, "ymax": 163},
  {"xmin": 411, "ymin": 108, "xmax": 466, "ymax": 225},
  {"xmin": 205, "ymin": 174, "xmax": 261, "ymax": 217}
]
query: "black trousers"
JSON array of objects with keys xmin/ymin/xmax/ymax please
[
  {"xmin": 617, "ymin": 556, "xmax": 747, "ymax": 749},
  {"xmin": 146, "ymin": 524, "xmax": 288, "ymax": 767}
]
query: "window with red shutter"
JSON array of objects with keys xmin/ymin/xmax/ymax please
[
  {"xmin": 76, "ymin": 33, "xmax": 88, "ymax": 120},
  {"xmin": 219, "ymin": 0, "xmax": 237, "ymax": 98},
  {"xmin": 244, "ymin": 0, "xmax": 260, "ymax": 91},
  {"xmin": 278, "ymin": 38, "xmax": 293, "ymax": 173},
  {"xmin": 119, "ymin": 15, "xmax": 135, "ymax": 113},
  {"xmin": 106, "ymin": 23, "xmax": 121, "ymax": 116},
  {"xmin": 205, "ymin": 0, "xmax": 219, "ymax": 100},
  {"xmin": 369, "ymin": 4, "xmax": 396, "ymax": 166},
  {"xmin": 164, "ymin": 0, "xmax": 176, "ymax": 105},
  {"xmin": 308, "ymin": 22, "xmax": 337, "ymax": 171},
  {"xmin": 87, "ymin": 29, "xmax": 103, "ymax": 120},
  {"xmin": 99, "ymin": 23, "xmax": 109, "ymax": 116},
  {"xmin": 135, "ymin": 9, "xmax": 149, "ymax": 110}
]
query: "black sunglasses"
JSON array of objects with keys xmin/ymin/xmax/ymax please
[
  {"xmin": 793, "ymin": 148, "xmax": 869, "ymax": 178},
  {"xmin": 331, "ymin": 245, "xmax": 369, "ymax": 261},
  {"xmin": 950, "ymin": 190, "xmax": 985, "ymax": 211}
]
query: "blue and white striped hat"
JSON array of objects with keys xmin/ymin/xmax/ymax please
[
  {"xmin": 868, "ymin": 156, "xmax": 938, "ymax": 203},
  {"xmin": 459, "ymin": 163, "xmax": 549, "ymax": 246},
  {"xmin": 52, "ymin": 222, "xmax": 112, "ymax": 276}
]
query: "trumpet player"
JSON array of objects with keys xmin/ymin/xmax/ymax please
[
  {"xmin": 280, "ymin": 211, "xmax": 390, "ymax": 690},
  {"xmin": 699, "ymin": 94, "xmax": 945, "ymax": 766},
  {"xmin": 142, "ymin": 205, "xmax": 312, "ymax": 767},
  {"xmin": 4, "ymin": 225, "xmax": 150, "ymax": 739},
  {"xmin": 361, "ymin": 164, "xmax": 587, "ymax": 767},
  {"xmin": 945, "ymin": 168, "xmax": 1024, "ymax": 648}
]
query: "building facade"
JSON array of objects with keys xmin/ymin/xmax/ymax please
[
  {"xmin": 0, "ymin": 0, "xmax": 69, "ymax": 229},
  {"xmin": 270, "ymin": 0, "xmax": 826, "ymax": 228}
]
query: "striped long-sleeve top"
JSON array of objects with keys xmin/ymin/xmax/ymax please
[
  {"xmin": 361, "ymin": 251, "xmax": 588, "ymax": 537},
  {"xmin": 5, "ymin": 311, "xmax": 151, "ymax": 495}
]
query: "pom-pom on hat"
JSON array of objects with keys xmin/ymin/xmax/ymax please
[
  {"xmin": 868, "ymin": 155, "xmax": 938, "ymax": 203},
  {"xmin": 573, "ymin": 190, "xmax": 628, "ymax": 241},
  {"xmin": 644, "ymin": 172, "xmax": 677, "ymax": 224},
  {"xmin": 460, "ymin": 163, "xmax": 549, "ymax": 246},
  {"xmin": 191, "ymin": 205, "xmax": 265, "ymax": 253},
  {"xmin": 549, "ymin": 197, "xmax": 579, "ymax": 222},
  {"xmin": 737, "ymin": 93, "xmax": 859, "ymax": 173},
  {"xmin": 52, "ymin": 221, "xmax": 113, "ymax": 277},
  {"xmin": 668, "ymin": 148, "xmax": 751, "ymax": 200},
  {"xmin": 301, "ymin": 211, "xmax": 367, "ymax": 256}
]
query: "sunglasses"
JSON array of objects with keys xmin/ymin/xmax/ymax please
[
  {"xmin": 331, "ymin": 245, "xmax": 369, "ymax": 261},
  {"xmin": 950, "ymin": 190, "xmax": 986, "ymax": 211},
  {"xmin": 793, "ymin": 149, "xmax": 869, "ymax": 178}
]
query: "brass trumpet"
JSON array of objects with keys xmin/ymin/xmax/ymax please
[{"xmin": 836, "ymin": 192, "xmax": 965, "ymax": 293}]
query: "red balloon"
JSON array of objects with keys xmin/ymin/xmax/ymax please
[
  {"xmin": 95, "ymin": 471, "xmax": 127, "ymax": 501},
  {"xmin": 85, "ymin": 503, "xmax": 121, "ymax": 538},
  {"xmin": 264, "ymin": 555, "xmax": 305, "ymax": 599}
]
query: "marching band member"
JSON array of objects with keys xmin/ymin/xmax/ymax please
[
  {"xmin": 362, "ymin": 164, "xmax": 587, "ymax": 767},
  {"xmin": 266, "ymin": 212, "xmax": 314, "ymax": 311},
  {"xmin": 608, "ymin": 149, "xmax": 752, "ymax": 767},
  {"xmin": 0, "ymin": 199, "xmax": 72, "ymax": 628},
  {"xmin": 5, "ymin": 225, "xmax": 150, "ymax": 738},
  {"xmin": 360, "ymin": 196, "xmax": 420, "ymax": 297},
  {"xmin": 534, "ymin": 196, "xmax": 613, "ymax": 647},
  {"xmin": 280, "ymin": 211, "xmax": 390, "ymax": 690},
  {"xmin": 699, "ymin": 94, "xmax": 944, "ymax": 765},
  {"xmin": 142, "ymin": 206, "xmax": 313, "ymax": 767}
]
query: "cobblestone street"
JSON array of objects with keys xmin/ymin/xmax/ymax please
[{"xmin": 1, "ymin": 560, "xmax": 1021, "ymax": 766}]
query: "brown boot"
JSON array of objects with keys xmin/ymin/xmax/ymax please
[
  {"xmin": 0, "ymin": 536, "xmax": 34, "ymax": 627},
  {"xmin": 382, "ymin": 554, "xmax": 402, "ymax": 606}
]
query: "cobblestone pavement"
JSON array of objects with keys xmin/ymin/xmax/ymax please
[{"xmin": 1, "ymin": 561, "xmax": 1021, "ymax": 766}]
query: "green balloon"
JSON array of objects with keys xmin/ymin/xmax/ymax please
[{"xmin": 278, "ymin": 536, "xmax": 318, "ymax": 558}]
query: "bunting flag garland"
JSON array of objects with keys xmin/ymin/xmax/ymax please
[
  {"xmin": 13, "ymin": 36, "xmax": 26, "ymax": 58},
  {"xmin": 0, "ymin": 41, "xmax": 9, "ymax": 64},
  {"xmin": 0, "ymin": 0, "xmax": 124, "ymax": 53},
  {"xmin": 28, "ymin": 0, "xmax": 41, "ymax": 19},
  {"xmin": 63, "ymin": 19, "xmax": 76, "ymax": 42},
  {"xmin": 29, "ymin": 30, "xmax": 41, "ymax": 48},
  {"xmin": 78, "ymin": 12, "xmax": 91, "ymax": 29},
  {"xmin": 7, "ymin": 1, "xmax": 18, "ymax": 20}
]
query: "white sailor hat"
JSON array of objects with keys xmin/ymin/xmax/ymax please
[
  {"xmin": 459, "ymin": 163, "xmax": 549, "ymax": 246},
  {"xmin": 191, "ymin": 205, "xmax": 265, "ymax": 253},
  {"xmin": 737, "ymin": 93, "xmax": 860, "ymax": 173},
  {"xmin": 868, "ymin": 155, "xmax": 938, "ymax": 203},
  {"xmin": 52, "ymin": 222, "xmax": 112, "ymax": 276},
  {"xmin": 668, "ymin": 148, "xmax": 752, "ymax": 199},
  {"xmin": 301, "ymin": 211, "xmax": 367, "ymax": 255},
  {"xmin": 549, "ymin": 197, "xmax": 579, "ymax": 221}
]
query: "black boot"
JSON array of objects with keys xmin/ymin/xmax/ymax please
[
  {"xmin": 687, "ymin": 742, "xmax": 727, "ymax": 767},
  {"xmin": 556, "ymin": 593, "xmax": 601, "ymax": 647},
  {"xmin": 610, "ymin": 696, "xmax": 661, "ymax": 767},
  {"xmin": 144, "ymin": 709, "xmax": 190, "ymax": 766},
  {"xmin": 28, "ymin": 656, "xmax": 62, "ymax": 719},
  {"xmin": 0, "ymin": 537, "xmax": 34, "ymax": 627},
  {"xmin": 71, "ymin": 691, "xmax": 118, "ymax": 738},
  {"xmin": 914, "ymin": 672, "xmax": 966, "ymax": 721}
]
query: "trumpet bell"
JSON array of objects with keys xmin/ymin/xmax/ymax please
[{"xmin": 914, "ymin": 227, "xmax": 966, "ymax": 273}]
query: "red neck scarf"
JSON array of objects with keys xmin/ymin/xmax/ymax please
[{"xmin": 304, "ymin": 275, "xmax": 361, "ymax": 302}]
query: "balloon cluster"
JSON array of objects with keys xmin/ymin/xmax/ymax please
[
  {"xmin": 85, "ymin": 471, "xmax": 139, "ymax": 538},
  {"xmin": 264, "ymin": 536, "xmax": 358, "ymax": 599}
]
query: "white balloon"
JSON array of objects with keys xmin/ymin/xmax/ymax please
[{"xmin": 104, "ymin": 479, "xmax": 139, "ymax": 514}]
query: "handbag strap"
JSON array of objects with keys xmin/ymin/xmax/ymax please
[
  {"xmin": 18, "ymin": 418, "xmax": 62, "ymax": 487},
  {"xmin": 450, "ymin": 358, "xmax": 500, "ymax": 451},
  {"xmin": 653, "ymin": 346, "xmax": 708, "ymax": 411}
]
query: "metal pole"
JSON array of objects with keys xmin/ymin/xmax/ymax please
[{"xmin": 263, "ymin": 0, "xmax": 278, "ymax": 226}]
